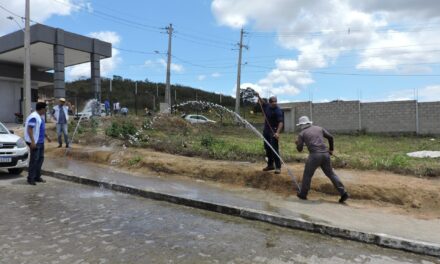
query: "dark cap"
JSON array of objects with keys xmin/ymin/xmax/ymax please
[{"xmin": 36, "ymin": 102, "xmax": 47, "ymax": 111}]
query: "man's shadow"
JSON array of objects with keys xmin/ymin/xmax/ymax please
[{"xmin": 0, "ymin": 170, "xmax": 27, "ymax": 184}]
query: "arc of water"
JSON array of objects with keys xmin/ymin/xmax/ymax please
[
  {"xmin": 64, "ymin": 99, "xmax": 98, "ymax": 156},
  {"xmin": 171, "ymin": 101, "xmax": 301, "ymax": 193}
]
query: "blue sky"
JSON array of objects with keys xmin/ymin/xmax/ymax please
[{"xmin": 1, "ymin": 0, "xmax": 440, "ymax": 103}]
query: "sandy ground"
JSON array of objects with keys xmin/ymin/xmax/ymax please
[{"xmin": 44, "ymin": 143, "xmax": 440, "ymax": 220}]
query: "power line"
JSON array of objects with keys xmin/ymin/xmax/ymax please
[
  {"xmin": 49, "ymin": 0, "xmax": 162, "ymax": 33},
  {"xmin": 172, "ymin": 55, "xmax": 236, "ymax": 69},
  {"xmin": 174, "ymin": 34, "xmax": 234, "ymax": 50},
  {"xmin": 248, "ymin": 22, "xmax": 440, "ymax": 37},
  {"xmin": 0, "ymin": 4, "xmax": 22, "ymax": 19},
  {"xmin": 245, "ymin": 64, "xmax": 440, "ymax": 77},
  {"xmin": 175, "ymin": 31, "xmax": 235, "ymax": 47},
  {"xmin": 114, "ymin": 47, "xmax": 165, "ymax": 55}
]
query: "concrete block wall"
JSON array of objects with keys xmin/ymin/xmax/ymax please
[
  {"xmin": 313, "ymin": 101, "xmax": 360, "ymax": 132},
  {"xmin": 280, "ymin": 100, "xmax": 439, "ymax": 134},
  {"xmin": 361, "ymin": 101, "xmax": 416, "ymax": 133},
  {"xmin": 281, "ymin": 102, "xmax": 312, "ymax": 132},
  {"xmin": 418, "ymin": 102, "xmax": 440, "ymax": 134}
]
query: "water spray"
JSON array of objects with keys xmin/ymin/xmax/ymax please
[
  {"xmin": 65, "ymin": 99, "xmax": 99, "ymax": 157},
  {"xmin": 171, "ymin": 100, "xmax": 301, "ymax": 193}
]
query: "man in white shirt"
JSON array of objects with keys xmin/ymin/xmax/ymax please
[
  {"xmin": 52, "ymin": 98, "xmax": 70, "ymax": 148},
  {"xmin": 24, "ymin": 102, "xmax": 52, "ymax": 185}
]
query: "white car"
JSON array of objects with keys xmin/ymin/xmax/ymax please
[
  {"xmin": 0, "ymin": 122, "xmax": 29, "ymax": 175},
  {"xmin": 74, "ymin": 109, "xmax": 106, "ymax": 120},
  {"xmin": 184, "ymin": 114, "xmax": 216, "ymax": 124}
]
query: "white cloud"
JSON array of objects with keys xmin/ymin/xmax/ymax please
[
  {"xmin": 211, "ymin": 72, "xmax": 221, "ymax": 78},
  {"xmin": 66, "ymin": 31, "xmax": 122, "ymax": 80},
  {"xmin": 387, "ymin": 85, "xmax": 440, "ymax": 102},
  {"xmin": 0, "ymin": 0, "xmax": 86, "ymax": 34},
  {"xmin": 197, "ymin": 75, "xmax": 206, "ymax": 81},
  {"xmin": 212, "ymin": 0, "xmax": 440, "ymax": 98},
  {"xmin": 158, "ymin": 59, "xmax": 184, "ymax": 73}
]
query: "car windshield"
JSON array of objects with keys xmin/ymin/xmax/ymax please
[{"xmin": 0, "ymin": 123, "xmax": 9, "ymax": 134}]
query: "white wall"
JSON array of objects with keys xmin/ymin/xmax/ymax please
[{"xmin": 0, "ymin": 79, "xmax": 38, "ymax": 123}]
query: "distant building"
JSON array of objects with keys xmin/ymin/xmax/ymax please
[{"xmin": 0, "ymin": 24, "xmax": 112, "ymax": 122}]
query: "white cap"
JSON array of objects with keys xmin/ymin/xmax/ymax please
[{"xmin": 296, "ymin": 116, "xmax": 313, "ymax": 126}]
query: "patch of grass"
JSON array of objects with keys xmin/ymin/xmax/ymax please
[{"xmin": 128, "ymin": 156, "xmax": 142, "ymax": 166}]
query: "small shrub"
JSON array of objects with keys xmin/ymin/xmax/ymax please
[
  {"xmin": 90, "ymin": 117, "xmax": 99, "ymax": 135},
  {"xmin": 128, "ymin": 156, "xmax": 142, "ymax": 166},
  {"xmin": 106, "ymin": 120, "xmax": 137, "ymax": 139},
  {"xmin": 201, "ymin": 134, "xmax": 215, "ymax": 147}
]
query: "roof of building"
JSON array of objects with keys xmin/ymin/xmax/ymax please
[{"xmin": 0, "ymin": 23, "xmax": 112, "ymax": 71}]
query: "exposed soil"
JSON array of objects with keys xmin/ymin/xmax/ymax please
[{"xmin": 45, "ymin": 143, "xmax": 440, "ymax": 220}]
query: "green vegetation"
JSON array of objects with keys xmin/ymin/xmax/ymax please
[
  {"xmin": 105, "ymin": 119, "xmax": 137, "ymax": 139},
  {"xmin": 143, "ymin": 116, "xmax": 440, "ymax": 177},
  {"xmin": 77, "ymin": 114, "xmax": 440, "ymax": 177},
  {"xmin": 128, "ymin": 156, "xmax": 142, "ymax": 166}
]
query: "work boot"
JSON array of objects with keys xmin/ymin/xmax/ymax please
[
  {"xmin": 27, "ymin": 180, "xmax": 36, "ymax": 186},
  {"xmin": 339, "ymin": 192, "xmax": 349, "ymax": 203},
  {"xmin": 57, "ymin": 144, "xmax": 62, "ymax": 148},
  {"xmin": 274, "ymin": 168, "xmax": 281, "ymax": 174},
  {"xmin": 262, "ymin": 166, "xmax": 275, "ymax": 171},
  {"xmin": 297, "ymin": 193, "xmax": 307, "ymax": 200}
]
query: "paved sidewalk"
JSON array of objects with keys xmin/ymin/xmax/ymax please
[{"xmin": 42, "ymin": 158, "xmax": 440, "ymax": 257}]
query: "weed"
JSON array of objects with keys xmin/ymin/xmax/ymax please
[{"xmin": 128, "ymin": 156, "xmax": 142, "ymax": 166}]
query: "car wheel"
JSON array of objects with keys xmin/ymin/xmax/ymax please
[{"xmin": 8, "ymin": 168, "xmax": 24, "ymax": 175}]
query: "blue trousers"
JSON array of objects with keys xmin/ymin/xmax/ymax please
[
  {"xmin": 28, "ymin": 143, "xmax": 44, "ymax": 183},
  {"xmin": 56, "ymin": 123, "xmax": 69, "ymax": 146}
]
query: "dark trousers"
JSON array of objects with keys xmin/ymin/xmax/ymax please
[
  {"xmin": 263, "ymin": 132, "xmax": 281, "ymax": 169},
  {"xmin": 28, "ymin": 143, "xmax": 44, "ymax": 183},
  {"xmin": 299, "ymin": 152, "xmax": 345, "ymax": 197}
]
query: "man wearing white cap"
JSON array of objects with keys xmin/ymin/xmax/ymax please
[
  {"xmin": 52, "ymin": 98, "xmax": 70, "ymax": 148},
  {"xmin": 295, "ymin": 116, "xmax": 349, "ymax": 203}
]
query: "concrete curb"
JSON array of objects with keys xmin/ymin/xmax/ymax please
[{"xmin": 42, "ymin": 169, "xmax": 440, "ymax": 257}]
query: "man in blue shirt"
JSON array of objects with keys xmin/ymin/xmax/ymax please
[
  {"xmin": 24, "ymin": 102, "xmax": 52, "ymax": 185},
  {"xmin": 257, "ymin": 93, "xmax": 284, "ymax": 174},
  {"xmin": 104, "ymin": 99, "xmax": 110, "ymax": 116}
]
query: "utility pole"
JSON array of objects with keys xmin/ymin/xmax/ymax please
[
  {"xmin": 109, "ymin": 79, "xmax": 113, "ymax": 116},
  {"xmin": 134, "ymin": 82, "xmax": 138, "ymax": 115},
  {"xmin": 165, "ymin": 24, "xmax": 173, "ymax": 111},
  {"xmin": 23, "ymin": 0, "xmax": 31, "ymax": 117},
  {"xmin": 235, "ymin": 28, "xmax": 248, "ymax": 114}
]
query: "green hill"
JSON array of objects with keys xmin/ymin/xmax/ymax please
[{"xmin": 60, "ymin": 76, "xmax": 236, "ymax": 112}]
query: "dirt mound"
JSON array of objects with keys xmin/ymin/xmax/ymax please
[
  {"xmin": 46, "ymin": 144, "xmax": 440, "ymax": 219},
  {"xmin": 151, "ymin": 115, "xmax": 196, "ymax": 134}
]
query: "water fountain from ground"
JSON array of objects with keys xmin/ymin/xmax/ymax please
[
  {"xmin": 65, "ymin": 99, "xmax": 101, "ymax": 156},
  {"xmin": 169, "ymin": 100, "xmax": 301, "ymax": 192}
]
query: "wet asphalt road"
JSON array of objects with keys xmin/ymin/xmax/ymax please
[{"xmin": 0, "ymin": 172, "xmax": 439, "ymax": 264}]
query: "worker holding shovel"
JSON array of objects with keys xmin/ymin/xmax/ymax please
[
  {"xmin": 295, "ymin": 116, "xmax": 349, "ymax": 203},
  {"xmin": 256, "ymin": 92, "xmax": 284, "ymax": 174}
]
